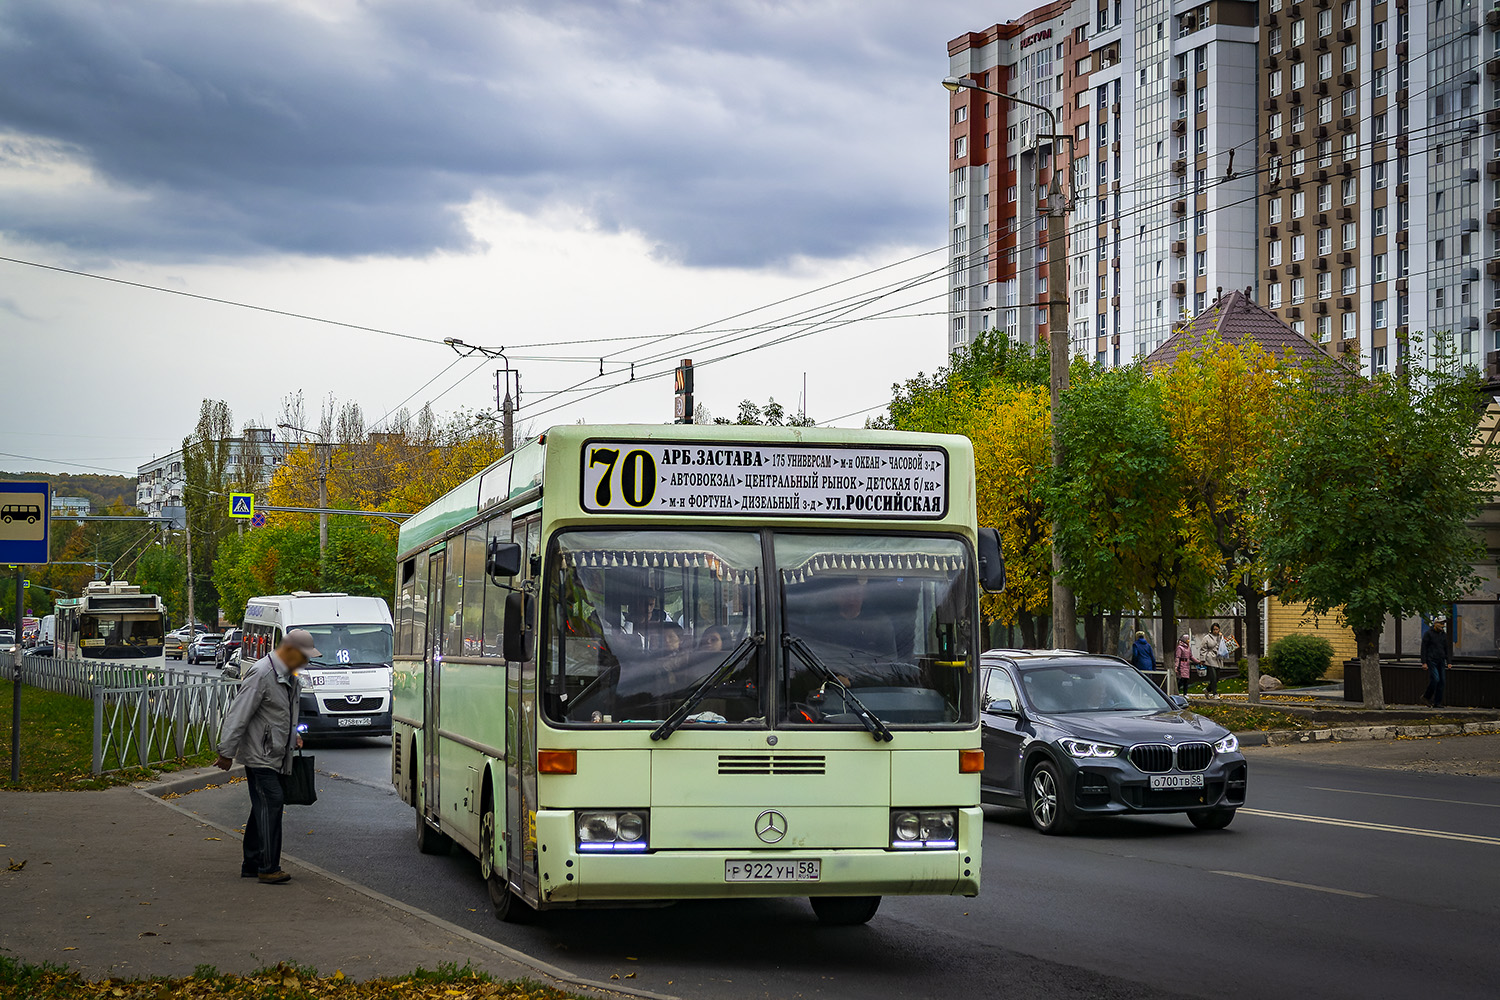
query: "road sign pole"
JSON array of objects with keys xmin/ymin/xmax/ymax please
[{"xmin": 12, "ymin": 566, "xmax": 21, "ymax": 782}]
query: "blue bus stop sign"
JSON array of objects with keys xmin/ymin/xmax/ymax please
[{"xmin": 0, "ymin": 481, "xmax": 49, "ymax": 565}]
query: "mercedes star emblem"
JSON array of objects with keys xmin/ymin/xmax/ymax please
[{"xmin": 754, "ymin": 809, "xmax": 788, "ymax": 844}]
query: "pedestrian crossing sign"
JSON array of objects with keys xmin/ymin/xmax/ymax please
[{"xmin": 229, "ymin": 493, "xmax": 254, "ymax": 519}]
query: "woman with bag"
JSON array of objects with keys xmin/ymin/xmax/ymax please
[{"xmin": 1194, "ymin": 623, "xmax": 1227, "ymax": 698}]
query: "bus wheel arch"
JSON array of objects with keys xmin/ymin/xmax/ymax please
[{"xmin": 481, "ymin": 773, "xmax": 535, "ymax": 923}]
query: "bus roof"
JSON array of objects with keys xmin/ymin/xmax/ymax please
[
  {"xmin": 244, "ymin": 593, "xmax": 392, "ymax": 626},
  {"xmin": 397, "ymin": 423, "xmax": 976, "ymax": 560}
]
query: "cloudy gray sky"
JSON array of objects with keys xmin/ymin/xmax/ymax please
[{"xmin": 0, "ymin": 0, "xmax": 1028, "ymax": 475}]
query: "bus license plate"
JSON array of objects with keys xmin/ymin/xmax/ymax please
[
  {"xmin": 1149, "ymin": 773, "xmax": 1204, "ymax": 790},
  {"xmin": 725, "ymin": 860, "xmax": 820, "ymax": 882},
  {"xmin": 336, "ymin": 716, "xmax": 372, "ymax": 727}
]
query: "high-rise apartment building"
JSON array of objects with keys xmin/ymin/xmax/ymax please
[
  {"xmin": 1257, "ymin": 0, "xmax": 1500, "ymax": 373},
  {"xmin": 949, "ymin": 1, "xmax": 1262, "ymax": 363}
]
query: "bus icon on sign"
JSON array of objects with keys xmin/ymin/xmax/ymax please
[{"xmin": 1, "ymin": 504, "xmax": 41, "ymax": 525}]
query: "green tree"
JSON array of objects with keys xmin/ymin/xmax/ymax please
[
  {"xmin": 1051, "ymin": 364, "xmax": 1218, "ymax": 679},
  {"xmin": 882, "ymin": 330, "xmax": 1048, "ymax": 433},
  {"xmin": 134, "ymin": 544, "xmax": 186, "ymax": 622},
  {"xmin": 1256, "ymin": 352, "xmax": 1495, "ymax": 708},
  {"xmin": 183, "ymin": 400, "xmax": 237, "ymax": 624}
]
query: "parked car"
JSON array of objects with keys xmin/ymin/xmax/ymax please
[
  {"xmin": 24, "ymin": 642, "xmax": 54, "ymax": 658},
  {"xmin": 166, "ymin": 632, "xmax": 188, "ymax": 660},
  {"xmin": 186, "ymin": 633, "xmax": 223, "ymax": 665},
  {"xmin": 215, "ymin": 628, "xmax": 243, "ymax": 670},
  {"xmin": 222, "ymin": 648, "xmax": 243, "ymax": 679},
  {"xmin": 0, "ymin": 629, "xmax": 15, "ymax": 652},
  {"xmin": 978, "ymin": 649, "xmax": 1247, "ymax": 835}
]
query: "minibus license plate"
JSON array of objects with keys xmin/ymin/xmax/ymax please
[
  {"xmin": 1149, "ymin": 773, "xmax": 1204, "ymax": 790},
  {"xmin": 725, "ymin": 860, "xmax": 820, "ymax": 882},
  {"xmin": 336, "ymin": 716, "xmax": 372, "ymax": 727}
]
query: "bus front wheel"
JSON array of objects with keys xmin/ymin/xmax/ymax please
[
  {"xmin": 810, "ymin": 895, "xmax": 881, "ymax": 925},
  {"xmin": 481, "ymin": 803, "xmax": 536, "ymax": 923}
]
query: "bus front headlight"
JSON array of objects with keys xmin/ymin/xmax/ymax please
[
  {"xmin": 577, "ymin": 810, "xmax": 649, "ymax": 852},
  {"xmin": 890, "ymin": 809, "xmax": 958, "ymax": 849}
]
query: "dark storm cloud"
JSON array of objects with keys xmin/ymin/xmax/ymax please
[{"xmin": 0, "ymin": 0, "xmax": 988, "ymax": 267}]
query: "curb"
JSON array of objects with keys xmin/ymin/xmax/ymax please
[
  {"xmin": 138, "ymin": 764, "xmax": 246, "ymax": 798},
  {"xmin": 135, "ymin": 787, "xmax": 678, "ymax": 1000},
  {"xmin": 1239, "ymin": 720, "xmax": 1500, "ymax": 747}
]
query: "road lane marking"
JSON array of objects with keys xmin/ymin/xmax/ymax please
[
  {"xmin": 1241, "ymin": 807, "xmax": 1500, "ymax": 846},
  {"xmin": 1308, "ymin": 786, "xmax": 1500, "ymax": 809},
  {"xmin": 1211, "ymin": 871, "xmax": 1375, "ymax": 898}
]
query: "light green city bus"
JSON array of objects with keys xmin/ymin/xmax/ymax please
[{"xmin": 391, "ymin": 424, "xmax": 1003, "ymax": 924}]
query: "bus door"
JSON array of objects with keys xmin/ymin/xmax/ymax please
[
  {"xmin": 423, "ymin": 549, "xmax": 446, "ymax": 825},
  {"xmin": 508, "ymin": 515, "xmax": 541, "ymax": 897}
]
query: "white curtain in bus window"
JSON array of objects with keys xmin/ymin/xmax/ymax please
[
  {"xmin": 413, "ymin": 559, "xmax": 429, "ymax": 659},
  {"xmin": 775, "ymin": 534, "xmax": 974, "ymax": 726},
  {"xmin": 397, "ymin": 559, "xmax": 417, "ymax": 656},
  {"xmin": 461, "ymin": 526, "xmax": 488, "ymax": 656},
  {"xmin": 546, "ymin": 530, "xmax": 761, "ymax": 726}
]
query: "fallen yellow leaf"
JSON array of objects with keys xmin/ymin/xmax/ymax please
[
  {"xmin": 62, "ymin": 947, "xmax": 76, "ymax": 951},
  {"xmin": 205, "ymin": 837, "xmax": 221, "ymax": 841}
]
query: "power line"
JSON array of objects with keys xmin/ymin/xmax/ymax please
[{"xmin": 0, "ymin": 449, "xmax": 134, "ymax": 475}]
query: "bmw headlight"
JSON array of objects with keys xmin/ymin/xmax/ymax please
[
  {"xmin": 1214, "ymin": 733, "xmax": 1240, "ymax": 754},
  {"xmin": 576, "ymin": 810, "xmax": 648, "ymax": 852},
  {"xmin": 1060, "ymin": 738, "xmax": 1120, "ymax": 758}
]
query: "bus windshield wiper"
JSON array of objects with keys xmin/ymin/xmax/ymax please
[
  {"xmin": 650, "ymin": 635, "xmax": 762, "ymax": 742},
  {"xmin": 781, "ymin": 634, "xmax": 893, "ymax": 743}
]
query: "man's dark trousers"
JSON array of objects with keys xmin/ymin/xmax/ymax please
[
  {"xmin": 242, "ymin": 766, "xmax": 286, "ymax": 875},
  {"xmin": 1423, "ymin": 663, "xmax": 1446, "ymax": 708}
]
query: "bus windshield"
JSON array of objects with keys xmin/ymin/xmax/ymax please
[
  {"xmin": 543, "ymin": 529, "xmax": 975, "ymax": 729},
  {"xmin": 297, "ymin": 623, "xmax": 393, "ymax": 667},
  {"xmin": 778, "ymin": 534, "xmax": 975, "ymax": 727},
  {"xmin": 80, "ymin": 614, "xmax": 165, "ymax": 660},
  {"xmin": 546, "ymin": 530, "xmax": 762, "ymax": 726}
]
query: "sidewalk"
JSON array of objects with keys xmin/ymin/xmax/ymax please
[{"xmin": 0, "ymin": 777, "xmax": 633, "ymax": 995}]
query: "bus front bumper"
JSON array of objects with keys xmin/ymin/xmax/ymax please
[{"xmin": 534, "ymin": 807, "xmax": 982, "ymax": 904}]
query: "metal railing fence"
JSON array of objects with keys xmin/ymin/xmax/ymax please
[{"xmin": 4, "ymin": 655, "xmax": 239, "ymax": 774}]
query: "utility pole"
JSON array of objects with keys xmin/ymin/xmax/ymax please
[
  {"xmin": 317, "ymin": 442, "xmax": 328, "ymax": 571},
  {"xmin": 944, "ymin": 75, "xmax": 1079, "ymax": 649},
  {"xmin": 502, "ymin": 379, "xmax": 515, "ymax": 454},
  {"xmin": 185, "ymin": 515, "xmax": 195, "ymax": 640}
]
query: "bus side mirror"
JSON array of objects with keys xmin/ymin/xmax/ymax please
[
  {"xmin": 487, "ymin": 539, "xmax": 523, "ymax": 579},
  {"xmin": 977, "ymin": 527, "xmax": 1006, "ymax": 593},
  {"xmin": 503, "ymin": 592, "xmax": 535, "ymax": 662}
]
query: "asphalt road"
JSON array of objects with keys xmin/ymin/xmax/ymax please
[{"xmin": 181, "ymin": 735, "xmax": 1500, "ymax": 1000}]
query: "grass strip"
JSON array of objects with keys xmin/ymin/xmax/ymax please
[{"xmin": 0, "ymin": 958, "xmax": 591, "ymax": 1000}]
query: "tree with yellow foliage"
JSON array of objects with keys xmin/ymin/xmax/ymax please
[{"xmin": 1155, "ymin": 337, "xmax": 1286, "ymax": 698}]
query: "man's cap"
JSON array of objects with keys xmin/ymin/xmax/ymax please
[
  {"xmin": 284, "ymin": 629, "xmax": 322, "ymax": 656},
  {"xmin": 1433, "ymin": 615, "xmax": 1449, "ymax": 624}
]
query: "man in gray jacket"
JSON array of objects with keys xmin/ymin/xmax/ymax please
[{"xmin": 213, "ymin": 629, "xmax": 319, "ymax": 884}]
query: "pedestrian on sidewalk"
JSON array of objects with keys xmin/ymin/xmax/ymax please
[
  {"xmin": 1420, "ymin": 616, "xmax": 1451, "ymax": 708},
  {"xmin": 1195, "ymin": 623, "xmax": 1227, "ymax": 697},
  {"xmin": 1130, "ymin": 631, "xmax": 1157, "ymax": 672},
  {"xmin": 1175, "ymin": 633, "xmax": 1195, "ymax": 695},
  {"xmin": 213, "ymin": 629, "xmax": 319, "ymax": 885}
]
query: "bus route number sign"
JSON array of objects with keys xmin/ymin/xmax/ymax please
[{"xmin": 580, "ymin": 442, "xmax": 948, "ymax": 519}]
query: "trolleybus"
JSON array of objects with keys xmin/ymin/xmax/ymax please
[
  {"xmin": 391, "ymin": 424, "xmax": 1003, "ymax": 924},
  {"xmin": 54, "ymin": 580, "xmax": 168, "ymax": 668}
]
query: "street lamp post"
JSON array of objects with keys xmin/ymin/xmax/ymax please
[{"xmin": 943, "ymin": 76, "xmax": 1078, "ymax": 649}]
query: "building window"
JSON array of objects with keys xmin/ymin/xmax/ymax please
[
  {"xmin": 1195, "ymin": 127, "xmax": 1207, "ymax": 154},
  {"xmin": 1196, "ymin": 86, "xmax": 1207, "ymax": 113},
  {"xmin": 1342, "ymin": 133, "xmax": 1358, "ymax": 160},
  {"xmin": 1292, "ymin": 234, "xmax": 1306, "ymax": 261},
  {"xmin": 955, "ymin": 106, "xmax": 968, "ymax": 124},
  {"xmin": 1269, "ymin": 283, "xmax": 1283, "ymax": 308},
  {"xmin": 1008, "ymin": 186, "xmax": 1018, "ymax": 201},
  {"xmin": 1373, "ymin": 207, "xmax": 1388, "ymax": 236},
  {"xmin": 1317, "ymin": 140, "xmax": 1333, "ymax": 168},
  {"xmin": 1270, "ymin": 71, "xmax": 1283, "ymax": 97},
  {"xmin": 1342, "ymin": 44, "xmax": 1357, "ymax": 73},
  {"xmin": 1269, "ymin": 240, "xmax": 1284, "ymax": 266},
  {"xmin": 1318, "ymin": 96, "xmax": 1333, "ymax": 124},
  {"xmin": 1342, "ymin": 90, "xmax": 1357, "ymax": 116},
  {"xmin": 1341, "ymin": 178, "xmax": 1357, "ymax": 205},
  {"xmin": 1269, "ymin": 199, "xmax": 1283, "ymax": 224},
  {"xmin": 1373, "ymin": 114, "xmax": 1387, "ymax": 140},
  {"xmin": 1270, "ymin": 27, "xmax": 1282, "ymax": 53},
  {"xmin": 1292, "ymin": 105, "xmax": 1306, "ymax": 133},
  {"xmin": 1342, "ymin": 311, "xmax": 1357, "ymax": 338},
  {"xmin": 1373, "ymin": 253, "xmax": 1388, "ymax": 283},
  {"xmin": 1291, "ymin": 18, "xmax": 1306, "ymax": 46},
  {"xmin": 1341, "ymin": 1, "xmax": 1357, "ymax": 28},
  {"xmin": 1317, "ymin": 184, "xmax": 1332, "ymax": 211},
  {"xmin": 1373, "ymin": 300, "xmax": 1387, "ymax": 329},
  {"xmin": 1318, "ymin": 271, "xmax": 1332, "ymax": 298},
  {"xmin": 1318, "ymin": 52, "xmax": 1333, "ymax": 81},
  {"xmin": 1195, "ymin": 46, "xmax": 1205, "ymax": 73},
  {"xmin": 1373, "ymin": 162, "xmax": 1387, "ymax": 190},
  {"xmin": 1292, "ymin": 62, "xmax": 1306, "ymax": 90},
  {"xmin": 1342, "ymin": 266, "xmax": 1358, "ymax": 294},
  {"xmin": 1269, "ymin": 113, "xmax": 1283, "ymax": 139},
  {"xmin": 1318, "ymin": 228, "xmax": 1332, "ymax": 255},
  {"xmin": 1195, "ymin": 250, "xmax": 1207, "ymax": 276},
  {"xmin": 1195, "ymin": 210, "xmax": 1207, "ymax": 235},
  {"xmin": 1435, "ymin": 286, "xmax": 1447, "ymax": 308},
  {"xmin": 1292, "ymin": 277, "xmax": 1306, "ymax": 303},
  {"xmin": 1292, "ymin": 148, "xmax": 1306, "ymax": 175},
  {"xmin": 952, "ymin": 316, "xmax": 967, "ymax": 341},
  {"xmin": 1316, "ymin": 314, "xmax": 1332, "ymax": 342},
  {"xmin": 1318, "ymin": 8, "xmax": 1333, "ymax": 36},
  {"xmin": 1292, "ymin": 191, "xmax": 1306, "ymax": 217},
  {"xmin": 1436, "ymin": 239, "xmax": 1446, "ymax": 261},
  {"xmin": 954, "ymin": 225, "xmax": 967, "ymax": 247},
  {"xmin": 954, "ymin": 136, "xmax": 967, "ymax": 158}
]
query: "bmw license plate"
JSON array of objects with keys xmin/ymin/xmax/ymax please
[
  {"xmin": 336, "ymin": 716, "xmax": 372, "ymax": 727},
  {"xmin": 725, "ymin": 860, "xmax": 820, "ymax": 882},
  {"xmin": 1149, "ymin": 773, "xmax": 1204, "ymax": 790}
]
